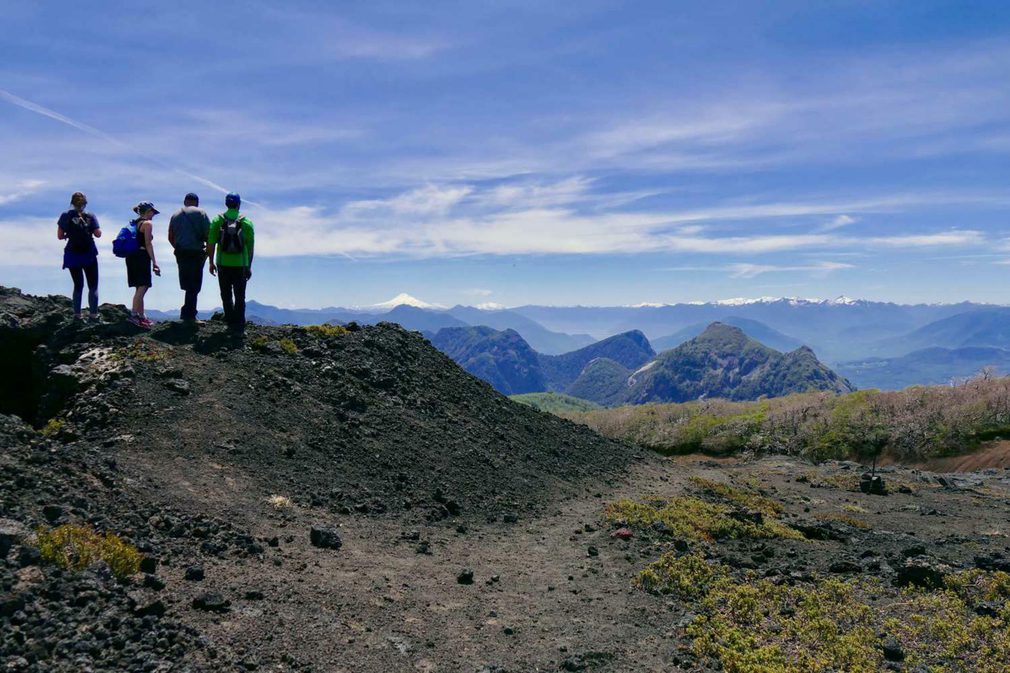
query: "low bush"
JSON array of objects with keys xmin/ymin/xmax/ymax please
[
  {"xmin": 36, "ymin": 524, "xmax": 142, "ymax": 579},
  {"xmin": 638, "ymin": 563, "xmax": 1010, "ymax": 673},
  {"xmin": 605, "ymin": 496, "xmax": 803, "ymax": 542},
  {"xmin": 40, "ymin": 418, "xmax": 64, "ymax": 438},
  {"xmin": 303, "ymin": 324, "xmax": 348, "ymax": 338}
]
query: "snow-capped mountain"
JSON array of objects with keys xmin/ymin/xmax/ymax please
[{"xmin": 369, "ymin": 293, "xmax": 446, "ymax": 311}]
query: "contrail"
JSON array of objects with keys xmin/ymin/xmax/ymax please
[{"xmin": 0, "ymin": 88, "xmax": 244, "ymax": 201}]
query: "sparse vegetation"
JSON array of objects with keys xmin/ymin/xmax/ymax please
[
  {"xmin": 510, "ymin": 392, "xmax": 602, "ymax": 414},
  {"xmin": 605, "ymin": 495, "xmax": 803, "ymax": 542},
  {"xmin": 303, "ymin": 324, "xmax": 348, "ymax": 338},
  {"xmin": 636, "ymin": 557, "xmax": 1010, "ymax": 673},
  {"xmin": 267, "ymin": 494, "xmax": 293, "ymax": 509},
  {"xmin": 567, "ymin": 374, "xmax": 1010, "ymax": 461},
  {"xmin": 40, "ymin": 418, "xmax": 65, "ymax": 438},
  {"xmin": 36, "ymin": 524, "xmax": 142, "ymax": 579},
  {"xmin": 249, "ymin": 335, "xmax": 271, "ymax": 351},
  {"xmin": 278, "ymin": 338, "xmax": 299, "ymax": 355},
  {"xmin": 115, "ymin": 339, "xmax": 170, "ymax": 362},
  {"xmin": 688, "ymin": 476, "xmax": 783, "ymax": 515}
]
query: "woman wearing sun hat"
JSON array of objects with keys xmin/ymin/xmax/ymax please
[{"xmin": 125, "ymin": 201, "xmax": 162, "ymax": 327}]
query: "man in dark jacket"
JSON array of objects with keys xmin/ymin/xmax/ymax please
[{"xmin": 168, "ymin": 192, "xmax": 211, "ymax": 321}]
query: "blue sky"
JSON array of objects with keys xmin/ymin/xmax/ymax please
[{"xmin": 2, "ymin": 0, "xmax": 1009, "ymax": 309}]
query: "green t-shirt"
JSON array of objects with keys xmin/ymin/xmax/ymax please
[{"xmin": 208, "ymin": 209, "xmax": 255, "ymax": 268}]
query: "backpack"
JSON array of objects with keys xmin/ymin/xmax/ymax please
[
  {"xmin": 220, "ymin": 215, "xmax": 245, "ymax": 254},
  {"xmin": 112, "ymin": 221, "xmax": 141, "ymax": 258},
  {"xmin": 64, "ymin": 212, "xmax": 94, "ymax": 254}
]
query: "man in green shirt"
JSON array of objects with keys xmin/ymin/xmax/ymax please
[{"xmin": 207, "ymin": 192, "xmax": 254, "ymax": 330}]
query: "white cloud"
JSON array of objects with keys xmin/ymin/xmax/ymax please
[
  {"xmin": 727, "ymin": 261, "xmax": 854, "ymax": 279},
  {"xmin": 821, "ymin": 214, "xmax": 856, "ymax": 231},
  {"xmin": 0, "ymin": 179, "xmax": 45, "ymax": 205}
]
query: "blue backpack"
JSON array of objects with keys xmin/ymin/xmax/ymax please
[{"xmin": 112, "ymin": 221, "xmax": 140, "ymax": 258}]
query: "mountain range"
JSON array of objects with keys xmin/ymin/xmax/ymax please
[
  {"xmin": 428, "ymin": 321, "xmax": 852, "ymax": 406},
  {"xmin": 148, "ymin": 294, "xmax": 1010, "ymax": 388}
]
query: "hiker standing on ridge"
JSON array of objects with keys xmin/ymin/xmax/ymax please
[
  {"xmin": 207, "ymin": 192, "xmax": 254, "ymax": 331},
  {"xmin": 57, "ymin": 192, "xmax": 102, "ymax": 321},
  {"xmin": 168, "ymin": 192, "xmax": 211, "ymax": 322},
  {"xmin": 125, "ymin": 202, "xmax": 161, "ymax": 328}
]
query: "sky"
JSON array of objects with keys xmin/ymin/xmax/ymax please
[{"xmin": 1, "ymin": 0, "xmax": 1009, "ymax": 310}]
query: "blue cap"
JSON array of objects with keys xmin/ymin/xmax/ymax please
[{"xmin": 225, "ymin": 192, "xmax": 241, "ymax": 208}]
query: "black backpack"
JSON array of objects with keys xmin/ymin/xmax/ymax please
[
  {"xmin": 220, "ymin": 215, "xmax": 245, "ymax": 254},
  {"xmin": 65, "ymin": 212, "xmax": 94, "ymax": 253}
]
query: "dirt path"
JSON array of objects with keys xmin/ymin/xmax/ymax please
[{"xmin": 141, "ymin": 457, "xmax": 685, "ymax": 672}]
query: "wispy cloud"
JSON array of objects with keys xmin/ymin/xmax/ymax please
[
  {"xmin": 0, "ymin": 89, "xmax": 234, "ymax": 198},
  {"xmin": 727, "ymin": 261, "xmax": 854, "ymax": 279},
  {"xmin": 0, "ymin": 179, "xmax": 45, "ymax": 206}
]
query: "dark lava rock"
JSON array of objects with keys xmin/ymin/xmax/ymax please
[
  {"xmin": 42, "ymin": 503, "xmax": 65, "ymax": 523},
  {"xmin": 143, "ymin": 573, "xmax": 166, "ymax": 591},
  {"xmin": 881, "ymin": 638, "xmax": 905, "ymax": 662},
  {"xmin": 244, "ymin": 590, "xmax": 265, "ymax": 600},
  {"xmin": 895, "ymin": 557, "xmax": 949, "ymax": 589},
  {"xmin": 829, "ymin": 560, "xmax": 862, "ymax": 574},
  {"xmin": 0, "ymin": 518, "xmax": 28, "ymax": 559},
  {"xmin": 457, "ymin": 568, "xmax": 475, "ymax": 585},
  {"xmin": 139, "ymin": 556, "xmax": 159, "ymax": 573},
  {"xmin": 587, "ymin": 546, "xmax": 599, "ymax": 557},
  {"xmin": 310, "ymin": 526, "xmax": 343, "ymax": 550},
  {"xmin": 184, "ymin": 565, "xmax": 205, "ymax": 581},
  {"xmin": 193, "ymin": 592, "xmax": 231, "ymax": 612}
]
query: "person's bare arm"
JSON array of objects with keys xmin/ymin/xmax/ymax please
[
  {"xmin": 144, "ymin": 222, "xmax": 161, "ymax": 275},
  {"xmin": 57, "ymin": 225, "xmax": 65, "ymax": 240},
  {"xmin": 93, "ymin": 227, "xmax": 102, "ymax": 238},
  {"xmin": 207, "ymin": 242, "xmax": 217, "ymax": 275}
]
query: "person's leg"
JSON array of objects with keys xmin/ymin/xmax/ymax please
[
  {"xmin": 84, "ymin": 262, "xmax": 99, "ymax": 316},
  {"xmin": 136, "ymin": 286, "xmax": 149, "ymax": 319},
  {"xmin": 68, "ymin": 267, "xmax": 84, "ymax": 317},
  {"xmin": 218, "ymin": 267, "xmax": 235, "ymax": 324},
  {"xmin": 233, "ymin": 270, "xmax": 247, "ymax": 328},
  {"xmin": 132, "ymin": 287, "xmax": 144, "ymax": 317},
  {"xmin": 181, "ymin": 252, "xmax": 205, "ymax": 320}
]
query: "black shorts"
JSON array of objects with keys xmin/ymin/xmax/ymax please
[{"xmin": 126, "ymin": 250, "xmax": 152, "ymax": 288}]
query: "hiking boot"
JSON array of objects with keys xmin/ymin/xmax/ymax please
[
  {"xmin": 140, "ymin": 317, "xmax": 154, "ymax": 328},
  {"xmin": 127, "ymin": 315, "xmax": 149, "ymax": 329},
  {"xmin": 87, "ymin": 312, "xmax": 102, "ymax": 323}
]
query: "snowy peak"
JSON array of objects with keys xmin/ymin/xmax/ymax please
[{"xmin": 371, "ymin": 293, "xmax": 445, "ymax": 310}]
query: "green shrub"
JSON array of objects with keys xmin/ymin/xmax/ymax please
[
  {"xmin": 637, "ymin": 552, "xmax": 730, "ymax": 598},
  {"xmin": 605, "ymin": 496, "xmax": 803, "ymax": 542},
  {"xmin": 40, "ymin": 418, "xmax": 64, "ymax": 438},
  {"xmin": 36, "ymin": 524, "xmax": 142, "ymax": 579},
  {"xmin": 278, "ymin": 338, "xmax": 298, "ymax": 355},
  {"xmin": 303, "ymin": 324, "xmax": 348, "ymax": 338},
  {"xmin": 248, "ymin": 335, "xmax": 270, "ymax": 351}
]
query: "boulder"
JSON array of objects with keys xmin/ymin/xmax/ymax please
[{"xmin": 309, "ymin": 526, "xmax": 342, "ymax": 550}]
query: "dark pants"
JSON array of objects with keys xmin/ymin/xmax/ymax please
[
  {"xmin": 218, "ymin": 266, "xmax": 248, "ymax": 328},
  {"xmin": 68, "ymin": 262, "xmax": 99, "ymax": 315},
  {"xmin": 175, "ymin": 250, "xmax": 206, "ymax": 320}
]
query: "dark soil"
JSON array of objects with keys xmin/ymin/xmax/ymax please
[{"xmin": 2, "ymin": 287, "xmax": 1010, "ymax": 672}]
